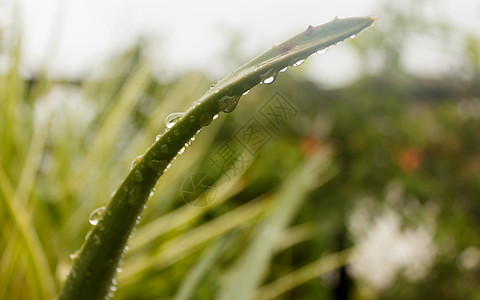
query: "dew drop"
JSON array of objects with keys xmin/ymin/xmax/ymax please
[
  {"xmin": 178, "ymin": 147, "xmax": 185, "ymax": 154},
  {"xmin": 242, "ymin": 90, "xmax": 249, "ymax": 95},
  {"xmin": 189, "ymin": 115, "xmax": 196, "ymax": 123},
  {"xmin": 149, "ymin": 190, "xmax": 155, "ymax": 198},
  {"xmin": 89, "ymin": 206, "xmax": 106, "ymax": 225},
  {"xmin": 190, "ymin": 101, "xmax": 200, "ymax": 109},
  {"xmin": 173, "ymin": 129, "xmax": 180, "ymax": 136},
  {"xmin": 69, "ymin": 250, "xmax": 80, "ymax": 261},
  {"xmin": 116, "ymin": 267, "xmax": 123, "ymax": 273},
  {"xmin": 160, "ymin": 144, "xmax": 169, "ymax": 153},
  {"xmin": 260, "ymin": 68, "xmax": 274, "ymax": 78},
  {"xmin": 209, "ymin": 84, "xmax": 215, "ymax": 89},
  {"xmin": 213, "ymin": 114, "xmax": 219, "ymax": 120},
  {"xmin": 349, "ymin": 34, "xmax": 357, "ymax": 39},
  {"xmin": 165, "ymin": 112, "xmax": 184, "ymax": 128},
  {"xmin": 293, "ymin": 59, "xmax": 305, "ymax": 67},
  {"xmin": 279, "ymin": 67, "xmax": 287, "ymax": 73},
  {"xmin": 133, "ymin": 169, "xmax": 143, "ymax": 182},
  {"xmin": 199, "ymin": 113, "xmax": 214, "ymax": 126},
  {"xmin": 155, "ymin": 134, "xmax": 162, "ymax": 141},
  {"xmin": 92, "ymin": 233, "xmax": 101, "ymax": 245},
  {"xmin": 219, "ymin": 95, "xmax": 240, "ymax": 113},
  {"xmin": 130, "ymin": 155, "xmax": 143, "ymax": 169},
  {"xmin": 317, "ymin": 47, "xmax": 329, "ymax": 54},
  {"xmin": 128, "ymin": 186, "xmax": 140, "ymax": 201},
  {"xmin": 148, "ymin": 159, "xmax": 168, "ymax": 172},
  {"xmin": 263, "ymin": 76, "xmax": 275, "ymax": 84}
]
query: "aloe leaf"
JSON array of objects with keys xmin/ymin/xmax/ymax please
[{"xmin": 58, "ymin": 16, "xmax": 375, "ymax": 300}]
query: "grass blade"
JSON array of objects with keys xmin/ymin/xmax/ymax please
[
  {"xmin": 173, "ymin": 234, "xmax": 235, "ymax": 300},
  {"xmin": 254, "ymin": 249, "xmax": 353, "ymax": 300},
  {"xmin": 217, "ymin": 150, "xmax": 332, "ymax": 300}
]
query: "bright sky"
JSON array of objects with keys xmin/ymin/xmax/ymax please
[{"xmin": 8, "ymin": 0, "xmax": 480, "ymax": 87}]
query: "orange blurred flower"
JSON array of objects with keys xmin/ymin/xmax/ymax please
[
  {"xmin": 301, "ymin": 136, "xmax": 322, "ymax": 156},
  {"xmin": 398, "ymin": 148, "xmax": 422, "ymax": 173}
]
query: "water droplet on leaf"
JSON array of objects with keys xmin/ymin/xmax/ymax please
[
  {"xmin": 199, "ymin": 113, "xmax": 213, "ymax": 126},
  {"xmin": 293, "ymin": 59, "xmax": 305, "ymax": 67},
  {"xmin": 165, "ymin": 112, "xmax": 184, "ymax": 128},
  {"xmin": 190, "ymin": 101, "xmax": 200, "ymax": 109},
  {"xmin": 133, "ymin": 169, "xmax": 143, "ymax": 182},
  {"xmin": 130, "ymin": 155, "xmax": 143, "ymax": 169},
  {"xmin": 263, "ymin": 76, "xmax": 275, "ymax": 84},
  {"xmin": 242, "ymin": 90, "xmax": 249, "ymax": 95},
  {"xmin": 317, "ymin": 47, "xmax": 328, "ymax": 54},
  {"xmin": 69, "ymin": 250, "xmax": 80, "ymax": 261},
  {"xmin": 89, "ymin": 206, "xmax": 106, "ymax": 225},
  {"xmin": 178, "ymin": 147, "xmax": 185, "ymax": 154},
  {"xmin": 279, "ymin": 67, "xmax": 287, "ymax": 73},
  {"xmin": 160, "ymin": 144, "xmax": 169, "ymax": 153},
  {"xmin": 155, "ymin": 134, "xmax": 162, "ymax": 141},
  {"xmin": 148, "ymin": 159, "xmax": 168, "ymax": 172},
  {"xmin": 219, "ymin": 95, "xmax": 240, "ymax": 113}
]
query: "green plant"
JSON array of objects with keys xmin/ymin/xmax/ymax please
[{"xmin": 58, "ymin": 16, "xmax": 375, "ymax": 299}]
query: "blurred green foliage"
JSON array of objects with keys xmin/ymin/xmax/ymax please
[{"xmin": 2, "ymin": 3, "xmax": 480, "ymax": 299}]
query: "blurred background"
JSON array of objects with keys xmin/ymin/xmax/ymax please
[{"xmin": 1, "ymin": 0, "xmax": 480, "ymax": 299}]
